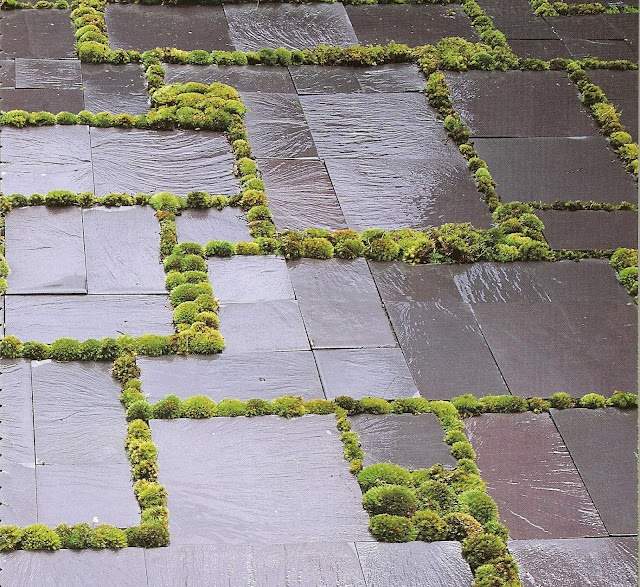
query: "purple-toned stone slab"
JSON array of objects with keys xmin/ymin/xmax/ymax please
[
  {"xmin": 81, "ymin": 64, "xmax": 149, "ymax": 115},
  {"xmin": 14, "ymin": 58, "xmax": 81, "ymax": 89},
  {"xmin": 0, "ymin": 88, "xmax": 85, "ymax": 114},
  {"xmin": 176, "ymin": 208, "xmax": 251, "ymax": 244},
  {"xmin": 0, "ymin": 11, "xmax": 76, "ymax": 59}
]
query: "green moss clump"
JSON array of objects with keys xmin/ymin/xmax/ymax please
[
  {"xmin": 459, "ymin": 490, "xmax": 498, "ymax": 524},
  {"xmin": 415, "ymin": 480, "xmax": 458, "ymax": 515},
  {"xmin": 20, "ymin": 525, "xmax": 61, "ymax": 551},
  {"xmin": 49, "ymin": 338, "xmax": 82, "ymax": 361},
  {"xmin": 153, "ymin": 395, "xmax": 183, "ymax": 419},
  {"xmin": 579, "ymin": 392, "xmax": 607, "ymax": 409},
  {"xmin": 215, "ymin": 399, "xmax": 247, "ymax": 417},
  {"xmin": 271, "ymin": 395, "xmax": 306, "ymax": 418},
  {"xmin": 180, "ymin": 395, "xmax": 216, "ymax": 418},
  {"xmin": 443, "ymin": 511, "xmax": 484, "ymax": 541},
  {"xmin": 412, "ymin": 509, "xmax": 447, "ymax": 542},
  {"xmin": 368, "ymin": 514, "xmax": 416, "ymax": 542},
  {"xmin": 362, "ymin": 485, "xmax": 417, "ymax": 517},
  {"xmin": 0, "ymin": 525, "xmax": 23, "ymax": 551},
  {"xmin": 461, "ymin": 533, "xmax": 508, "ymax": 570},
  {"xmin": 358, "ymin": 463, "xmax": 413, "ymax": 491},
  {"xmin": 549, "ymin": 391, "xmax": 575, "ymax": 409}
]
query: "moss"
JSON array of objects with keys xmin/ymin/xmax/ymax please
[
  {"xmin": 459, "ymin": 490, "xmax": 498, "ymax": 524},
  {"xmin": 415, "ymin": 480, "xmax": 458, "ymax": 515},
  {"xmin": 480, "ymin": 395, "xmax": 528, "ymax": 413},
  {"xmin": 444, "ymin": 429, "xmax": 467, "ymax": 445},
  {"xmin": 89, "ymin": 525, "xmax": 127, "ymax": 549},
  {"xmin": 358, "ymin": 463, "xmax": 413, "ymax": 492},
  {"xmin": 152, "ymin": 395, "xmax": 182, "ymax": 419},
  {"xmin": 0, "ymin": 525, "xmax": 23, "ymax": 552},
  {"xmin": 216, "ymin": 399, "xmax": 247, "ymax": 417},
  {"xmin": 302, "ymin": 237, "xmax": 334, "ymax": 259},
  {"xmin": 390, "ymin": 397, "xmax": 431, "ymax": 414},
  {"xmin": 304, "ymin": 399, "xmax": 335, "ymax": 415},
  {"xmin": 579, "ymin": 392, "xmax": 607, "ymax": 409},
  {"xmin": 607, "ymin": 391, "xmax": 638, "ymax": 409},
  {"xmin": 235, "ymin": 241, "xmax": 261, "ymax": 255},
  {"xmin": 55, "ymin": 523, "xmax": 92, "ymax": 549},
  {"xmin": 363, "ymin": 485, "xmax": 417, "ymax": 517},
  {"xmin": 49, "ymin": 337, "xmax": 82, "ymax": 361},
  {"xmin": 125, "ymin": 523, "xmax": 169, "ymax": 548},
  {"xmin": 412, "ymin": 509, "xmax": 447, "ymax": 542},
  {"xmin": 245, "ymin": 398, "xmax": 274, "ymax": 417},
  {"xmin": 21, "ymin": 341, "xmax": 50, "ymax": 361},
  {"xmin": 335, "ymin": 237, "xmax": 365, "ymax": 259},
  {"xmin": 169, "ymin": 282, "xmax": 212, "ymax": 306},
  {"xmin": 127, "ymin": 400, "xmax": 153, "ymax": 422},
  {"xmin": 205, "ymin": 240, "xmax": 236, "ymax": 257},
  {"xmin": 461, "ymin": 532, "xmax": 508, "ymax": 570},
  {"xmin": 271, "ymin": 395, "xmax": 306, "ymax": 418},
  {"xmin": 181, "ymin": 395, "xmax": 216, "ymax": 418},
  {"xmin": 20, "ymin": 525, "xmax": 61, "ymax": 551},
  {"xmin": 368, "ymin": 514, "xmax": 416, "ymax": 542},
  {"xmin": 359, "ymin": 397, "xmax": 392, "ymax": 414},
  {"xmin": 112, "ymin": 352, "xmax": 140, "ymax": 383},
  {"xmin": 549, "ymin": 391, "xmax": 575, "ymax": 409},
  {"xmin": 443, "ymin": 511, "xmax": 484, "ymax": 541},
  {"xmin": 364, "ymin": 235, "xmax": 400, "ymax": 261}
]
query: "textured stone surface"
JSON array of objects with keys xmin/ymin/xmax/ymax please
[
  {"xmin": 0, "ymin": 11, "xmax": 76, "ymax": 58},
  {"xmin": 176, "ymin": 208, "xmax": 251, "ymax": 244},
  {"xmin": 82, "ymin": 64, "xmax": 149, "ymax": 115}
]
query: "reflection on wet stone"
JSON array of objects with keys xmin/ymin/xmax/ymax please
[
  {"xmin": 0, "ymin": 11, "xmax": 76, "ymax": 58},
  {"xmin": 82, "ymin": 64, "xmax": 149, "ymax": 115},
  {"xmin": 176, "ymin": 208, "xmax": 251, "ymax": 244}
]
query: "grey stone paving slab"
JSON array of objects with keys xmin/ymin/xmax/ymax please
[
  {"xmin": 207, "ymin": 256, "xmax": 294, "ymax": 303},
  {"xmin": 0, "ymin": 548, "xmax": 148, "ymax": 587},
  {"xmin": 151, "ymin": 416, "xmax": 370, "ymax": 544},
  {"xmin": 83, "ymin": 206, "xmax": 166, "ymax": 294},
  {"xmin": 14, "ymin": 58, "xmax": 82, "ymax": 88},
  {"xmin": 219, "ymin": 300, "xmax": 310, "ymax": 353},
  {"xmin": 81, "ymin": 64, "xmax": 149, "ymax": 115},
  {"xmin": 90, "ymin": 128, "xmax": 239, "ymax": 196},
  {"xmin": 5, "ymin": 294, "xmax": 173, "ymax": 343},
  {"xmin": 0, "ymin": 465, "xmax": 38, "ymax": 527},
  {"xmin": 511, "ymin": 537, "xmax": 638, "ymax": 587},
  {"xmin": 548, "ymin": 15, "xmax": 629, "ymax": 40},
  {"xmin": 508, "ymin": 39, "xmax": 571, "ymax": 60},
  {"xmin": 176, "ymin": 208, "xmax": 251, "ymax": 244},
  {"xmin": 0, "ymin": 126, "xmax": 94, "ymax": 194},
  {"xmin": 588, "ymin": 69, "xmax": 638, "ymax": 141},
  {"xmin": 550, "ymin": 408, "xmax": 638, "ymax": 536},
  {"xmin": 0, "ymin": 88, "xmax": 85, "ymax": 113},
  {"xmin": 139, "ymin": 352, "xmax": 323, "ymax": 402},
  {"xmin": 356, "ymin": 541, "xmax": 474, "ymax": 587},
  {"xmin": 6, "ymin": 206, "xmax": 87, "ymax": 294},
  {"xmin": 314, "ymin": 348, "xmax": 418, "ymax": 400},
  {"xmin": 145, "ymin": 542, "xmax": 367, "ymax": 587},
  {"xmin": 350, "ymin": 413, "xmax": 456, "ymax": 469},
  {"xmin": 465, "ymin": 413, "xmax": 607, "ymax": 539},
  {"xmin": 564, "ymin": 38, "xmax": 636, "ymax": 61},
  {"xmin": 0, "ymin": 10, "xmax": 76, "ymax": 58},
  {"xmin": 477, "ymin": 0, "xmax": 559, "ymax": 39},
  {"xmin": 225, "ymin": 3, "xmax": 358, "ymax": 51},
  {"xmin": 0, "ymin": 59, "xmax": 16, "ymax": 87}
]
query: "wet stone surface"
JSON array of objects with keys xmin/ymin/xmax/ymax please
[
  {"xmin": 0, "ymin": 60, "xmax": 16, "ymax": 87},
  {"xmin": 175, "ymin": 208, "xmax": 251, "ymax": 244},
  {"xmin": 588, "ymin": 70, "xmax": 638, "ymax": 141},
  {"xmin": 563, "ymin": 38, "xmax": 637, "ymax": 61},
  {"xmin": 81, "ymin": 64, "xmax": 149, "ymax": 115},
  {"xmin": 508, "ymin": 39, "xmax": 571, "ymax": 60},
  {"xmin": 550, "ymin": 408, "xmax": 638, "ymax": 536},
  {"xmin": 14, "ymin": 58, "xmax": 82, "ymax": 89},
  {"xmin": 0, "ymin": 11, "xmax": 76, "ymax": 59},
  {"xmin": 478, "ymin": 0, "xmax": 560, "ymax": 39},
  {"xmin": 151, "ymin": 416, "xmax": 370, "ymax": 544},
  {"xmin": 465, "ymin": 412, "xmax": 607, "ymax": 540},
  {"xmin": 0, "ymin": 88, "xmax": 85, "ymax": 114},
  {"xmin": 350, "ymin": 413, "xmax": 456, "ymax": 469}
]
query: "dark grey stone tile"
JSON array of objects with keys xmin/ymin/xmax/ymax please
[
  {"xmin": 0, "ymin": 88, "xmax": 85, "ymax": 113},
  {"xmin": 6, "ymin": 207, "xmax": 87, "ymax": 294},
  {"xmin": 176, "ymin": 208, "xmax": 250, "ymax": 244},
  {"xmin": 0, "ymin": 466, "xmax": 38, "ymax": 527},
  {"xmin": 351, "ymin": 413, "xmax": 456, "ymax": 469},
  {"xmin": 587, "ymin": 70, "xmax": 638, "ymax": 109},
  {"xmin": 548, "ymin": 15, "xmax": 628, "ymax": 40},
  {"xmin": 564, "ymin": 38, "xmax": 637, "ymax": 61},
  {"xmin": 5, "ymin": 294, "xmax": 173, "ymax": 343},
  {"xmin": 225, "ymin": 3, "xmax": 358, "ymax": 51},
  {"xmin": 14, "ymin": 58, "xmax": 81, "ymax": 89},
  {"xmin": 314, "ymin": 348, "xmax": 418, "ymax": 400},
  {"xmin": 81, "ymin": 64, "xmax": 149, "ymax": 115},
  {"xmin": 0, "ymin": 11, "xmax": 76, "ymax": 59},
  {"xmin": 477, "ymin": 0, "xmax": 560, "ymax": 39},
  {"xmin": 0, "ymin": 59, "xmax": 16, "ymax": 87},
  {"xmin": 509, "ymin": 39, "xmax": 571, "ymax": 59},
  {"xmin": 90, "ymin": 128, "xmax": 239, "ymax": 196},
  {"xmin": 465, "ymin": 413, "xmax": 607, "ymax": 539},
  {"xmin": 83, "ymin": 206, "xmax": 166, "ymax": 294},
  {"xmin": 0, "ymin": 126, "xmax": 94, "ymax": 194},
  {"xmin": 139, "ymin": 352, "xmax": 323, "ymax": 402},
  {"xmin": 151, "ymin": 417, "xmax": 370, "ymax": 544},
  {"xmin": 550, "ymin": 408, "xmax": 638, "ymax": 536}
]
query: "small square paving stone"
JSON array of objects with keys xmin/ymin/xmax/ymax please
[
  {"xmin": 0, "ymin": 126, "xmax": 94, "ymax": 194},
  {"xmin": 6, "ymin": 206, "xmax": 87, "ymax": 294},
  {"xmin": 355, "ymin": 541, "xmax": 474, "ymax": 587},
  {"xmin": 5, "ymin": 294, "xmax": 173, "ymax": 343},
  {"xmin": 219, "ymin": 300, "xmax": 310, "ymax": 353},
  {"xmin": 258, "ymin": 159, "xmax": 347, "ymax": 231},
  {"xmin": 105, "ymin": 4, "xmax": 233, "ymax": 52},
  {"xmin": 0, "ymin": 549, "xmax": 149, "ymax": 587},
  {"xmin": 314, "ymin": 348, "xmax": 418, "ymax": 400},
  {"xmin": 350, "ymin": 413, "xmax": 456, "ymax": 469},
  {"xmin": 550, "ymin": 408, "xmax": 638, "ymax": 536},
  {"xmin": 224, "ymin": 3, "xmax": 358, "ymax": 51},
  {"xmin": 346, "ymin": 5, "xmax": 477, "ymax": 46},
  {"xmin": 208, "ymin": 256, "xmax": 294, "ymax": 303},
  {"xmin": 145, "ymin": 543, "xmax": 367, "ymax": 586},
  {"xmin": 0, "ymin": 88, "xmax": 85, "ymax": 113},
  {"xmin": 465, "ymin": 412, "xmax": 607, "ymax": 539},
  {"xmin": 151, "ymin": 417, "xmax": 370, "ymax": 544},
  {"xmin": 83, "ymin": 206, "xmax": 166, "ymax": 294},
  {"xmin": 0, "ymin": 11, "xmax": 76, "ymax": 58},
  {"xmin": 510, "ymin": 537, "xmax": 638, "ymax": 587},
  {"xmin": 445, "ymin": 71, "xmax": 598, "ymax": 138},
  {"xmin": 81, "ymin": 64, "xmax": 149, "ymax": 115},
  {"xmin": 139, "ymin": 352, "xmax": 323, "ymax": 402},
  {"xmin": 90, "ymin": 128, "xmax": 240, "ymax": 196},
  {"xmin": 538, "ymin": 210, "xmax": 638, "ymax": 250},
  {"xmin": 472, "ymin": 137, "xmax": 637, "ymax": 203},
  {"xmin": 175, "ymin": 208, "xmax": 251, "ymax": 244},
  {"xmin": 14, "ymin": 58, "xmax": 82, "ymax": 88}
]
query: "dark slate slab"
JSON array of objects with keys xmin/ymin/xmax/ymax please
[
  {"xmin": 208, "ymin": 256, "xmax": 294, "ymax": 303},
  {"xmin": 356, "ymin": 541, "xmax": 474, "ymax": 587},
  {"xmin": 547, "ymin": 15, "xmax": 628, "ymax": 40},
  {"xmin": 346, "ymin": 5, "xmax": 477, "ymax": 45},
  {"xmin": 81, "ymin": 64, "xmax": 149, "ymax": 115},
  {"xmin": 225, "ymin": 3, "xmax": 358, "ymax": 51},
  {"xmin": 473, "ymin": 137, "xmax": 637, "ymax": 203},
  {"xmin": 0, "ymin": 550, "xmax": 148, "ymax": 587},
  {"xmin": 14, "ymin": 58, "xmax": 81, "ymax": 88},
  {"xmin": 607, "ymin": 13, "xmax": 638, "ymax": 44},
  {"xmin": 445, "ymin": 71, "xmax": 598, "ymax": 138},
  {"xmin": 564, "ymin": 38, "xmax": 636, "ymax": 61},
  {"xmin": 325, "ymin": 156, "xmax": 492, "ymax": 230},
  {"xmin": 31, "ymin": 361, "xmax": 126, "ymax": 466},
  {"xmin": 588, "ymin": 70, "xmax": 638, "ymax": 141},
  {"xmin": 465, "ymin": 413, "xmax": 607, "ymax": 539},
  {"xmin": 385, "ymin": 301, "xmax": 509, "ymax": 399},
  {"xmin": 241, "ymin": 92, "xmax": 318, "ymax": 158},
  {"xmin": 0, "ymin": 126, "xmax": 93, "ymax": 194},
  {"xmin": 0, "ymin": 465, "xmax": 38, "ymax": 527},
  {"xmin": 350, "ymin": 413, "xmax": 456, "ymax": 469},
  {"xmin": 145, "ymin": 543, "xmax": 367, "ymax": 586},
  {"xmin": 550, "ymin": 408, "xmax": 638, "ymax": 536},
  {"xmin": 139, "ymin": 352, "xmax": 323, "ymax": 402},
  {"xmin": 314, "ymin": 348, "xmax": 418, "ymax": 400},
  {"xmin": 289, "ymin": 64, "xmax": 424, "ymax": 95},
  {"xmin": 175, "ymin": 208, "xmax": 250, "ymax": 244},
  {"xmin": 473, "ymin": 300, "xmax": 637, "ymax": 395},
  {"xmin": 258, "ymin": 159, "xmax": 347, "ymax": 230},
  {"xmin": 219, "ymin": 300, "xmax": 310, "ymax": 353},
  {"xmin": 511, "ymin": 537, "xmax": 638, "ymax": 587},
  {"xmin": 6, "ymin": 207, "xmax": 87, "ymax": 294},
  {"xmin": 508, "ymin": 39, "xmax": 571, "ymax": 59},
  {"xmin": 0, "ymin": 11, "xmax": 76, "ymax": 58},
  {"xmin": 151, "ymin": 417, "xmax": 370, "ymax": 544},
  {"xmin": 0, "ymin": 59, "xmax": 16, "ymax": 87},
  {"xmin": 539, "ymin": 210, "xmax": 638, "ymax": 250},
  {"xmin": 90, "ymin": 128, "xmax": 240, "ymax": 196},
  {"xmin": 105, "ymin": 4, "xmax": 233, "ymax": 51},
  {"xmin": 5, "ymin": 294, "xmax": 173, "ymax": 343},
  {"xmin": 476, "ymin": 0, "xmax": 560, "ymax": 39},
  {"xmin": 0, "ymin": 88, "xmax": 85, "ymax": 113},
  {"xmin": 165, "ymin": 64, "xmax": 297, "ymax": 93},
  {"xmin": 83, "ymin": 206, "xmax": 166, "ymax": 294}
]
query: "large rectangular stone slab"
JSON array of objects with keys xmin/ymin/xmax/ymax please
[
  {"xmin": 478, "ymin": 0, "xmax": 559, "ymax": 39},
  {"xmin": 0, "ymin": 88, "xmax": 85, "ymax": 114},
  {"xmin": 465, "ymin": 412, "xmax": 607, "ymax": 539},
  {"xmin": 0, "ymin": 11, "xmax": 76, "ymax": 58},
  {"xmin": 176, "ymin": 208, "xmax": 251, "ymax": 244},
  {"xmin": 151, "ymin": 417, "xmax": 370, "ymax": 544},
  {"xmin": 6, "ymin": 207, "xmax": 87, "ymax": 294},
  {"xmin": 81, "ymin": 64, "xmax": 149, "ymax": 115},
  {"xmin": 550, "ymin": 408, "xmax": 638, "ymax": 536},
  {"xmin": 14, "ymin": 58, "xmax": 82, "ymax": 89}
]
